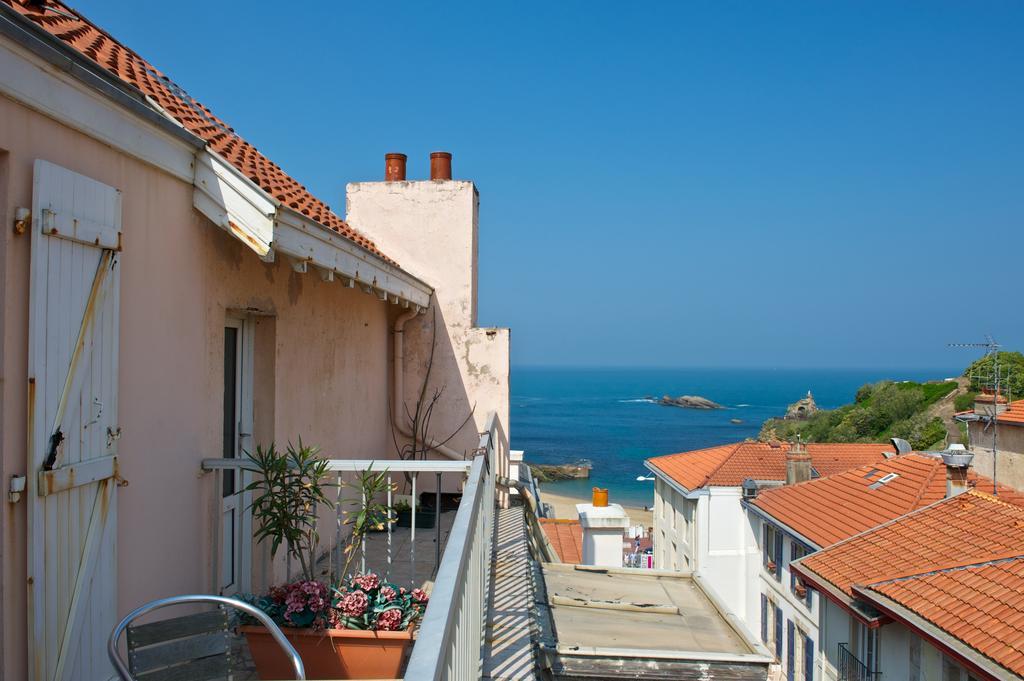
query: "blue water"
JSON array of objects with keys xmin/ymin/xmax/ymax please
[{"xmin": 510, "ymin": 367, "xmax": 958, "ymax": 507}]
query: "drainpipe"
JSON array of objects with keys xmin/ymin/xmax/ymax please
[{"xmin": 393, "ymin": 310, "xmax": 462, "ymax": 461}]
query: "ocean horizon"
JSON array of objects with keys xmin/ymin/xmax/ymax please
[{"xmin": 510, "ymin": 365, "xmax": 960, "ymax": 507}]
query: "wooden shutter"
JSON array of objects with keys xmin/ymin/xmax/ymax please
[
  {"xmin": 27, "ymin": 160, "xmax": 122, "ymax": 681},
  {"xmin": 760, "ymin": 594, "xmax": 768, "ymax": 643},
  {"xmin": 775, "ymin": 606, "xmax": 783, "ymax": 659},
  {"xmin": 804, "ymin": 633, "xmax": 814, "ymax": 681},
  {"xmin": 774, "ymin": 529, "xmax": 783, "ymax": 578},
  {"xmin": 787, "ymin": 620, "xmax": 795, "ymax": 681}
]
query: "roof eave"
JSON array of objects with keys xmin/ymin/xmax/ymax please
[
  {"xmin": 743, "ymin": 501, "xmax": 823, "ymax": 551},
  {"xmin": 790, "ymin": 561, "xmax": 886, "ymax": 628},
  {"xmin": 0, "ymin": 4, "xmax": 204, "ymax": 151},
  {"xmin": 853, "ymin": 586, "xmax": 1014, "ymax": 681}
]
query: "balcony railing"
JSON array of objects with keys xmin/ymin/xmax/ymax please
[
  {"xmin": 404, "ymin": 412, "xmax": 501, "ymax": 679},
  {"xmin": 200, "ymin": 411, "xmax": 506, "ymax": 680},
  {"xmin": 838, "ymin": 642, "xmax": 878, "ymax": 681}
]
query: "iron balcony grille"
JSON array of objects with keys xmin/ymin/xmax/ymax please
[{"xmin": 838, "ymin": 642, "xmax": 879, "ymax": 681}]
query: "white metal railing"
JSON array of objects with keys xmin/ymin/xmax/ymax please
[
  {"xmin": 200, "ymin": 457, "xmax": 473, "ymax": 590},
  {"xmin": 199, "ymin": 411, "xmax": 507, "ymax": 680},
  {"xmin": 404, "ymin": 413, "xmax": 501, "ymax": 680}
]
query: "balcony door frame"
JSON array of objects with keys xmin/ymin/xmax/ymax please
[{"xmin": 221, "ymin": 314, "xmax": 254, "ymax": 595}]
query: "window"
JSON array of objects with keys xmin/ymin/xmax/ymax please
[
  {"xmin": 790, "ymin": 542, "xmax": 814, "ymax": 607},
  {"xmin": 763, "ymin": 523, "xmax": 781, "ymax": 578},
  {"xmin": 803, "ymin": 631, "xmax": 814, "ymax": 681},
  {"xmin": 909, "ymin": 636, "xmax": 921, "ymax": 681},
  {"xmin": 942, "ymin": 655, "xmax": 981, "ymax": 681}
]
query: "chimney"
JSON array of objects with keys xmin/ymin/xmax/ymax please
[
  {"xmin": 384, "ymin": 153, "xmax": 407, "ymax": 181},
  {"xmin": 576, "ymin": 492, "xmax": 630, "ymax": 567},
  {"xmin": 941, "ymin": 444, "xmax": 974, "ymax": 497},
  {"xmin": 430, "ymin": 151, "xmax": 452, "ymax": 180},
  {"xmin": 975, "ymin": 390, "xmax": 1008, "ymax": 418},
  {"xmin": 786, "ymin": 439, "xmax": 812, "ymax": 485}
]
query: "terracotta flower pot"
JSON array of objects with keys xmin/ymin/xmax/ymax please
[{"xmin": 242, "ymin": 625, "xmax": 413, "ymax": 680}]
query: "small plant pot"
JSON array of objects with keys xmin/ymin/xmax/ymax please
[
  {"xmin": 396, "ymin": 509, "xmax": 436, "ymax": 529},
  {"xmin": 242, "ymin": 625, "xmax": 413, "ymax": 680}
]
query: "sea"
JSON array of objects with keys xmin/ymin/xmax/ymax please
[{"xmin": 510, "ymin": 366, "xmax": 959, "ymax": 508}]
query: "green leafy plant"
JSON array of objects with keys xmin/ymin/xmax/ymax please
[
  {"xmin": 392, "ymin": 499, "xmax": 412, "ymax": 513},
  {"xmin": 245, "ymin": 441, "xmax": 331, "ymax": 581},
  {"xmin": 339, "ymin": 466, "xmax": 394, "ymax": 579}
]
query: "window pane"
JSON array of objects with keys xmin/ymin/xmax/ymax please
[{"xmin": 222, "ymin": 326, "xmax": 238, "ymax": 497}]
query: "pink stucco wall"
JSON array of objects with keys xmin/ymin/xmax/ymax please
[{"xmin": 0, "ymin": 94, "xmax": 397, "ymax": 679}]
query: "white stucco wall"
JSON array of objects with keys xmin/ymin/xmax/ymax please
[
  {"xmin": 345, "ymin": 180, "xmax": 511, "ymax": 462},
  {"xmin": 752, "ymin": 513, "xmax": 822, "ymax": 680},
  {"xmin": 651, "ymin": 476, "xmax": 760, "ymax": 632},
  {"xmin": 967, "ymin": 421, "xmax": 1024, "ymax": 492}
]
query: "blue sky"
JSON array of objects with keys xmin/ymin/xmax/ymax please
[{"xmin": 78, "ymin": 1, "xmax": 1023, "ymax": 369}]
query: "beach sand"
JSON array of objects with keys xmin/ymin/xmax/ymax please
[{"xmin": 539, "ymin": 487, "xmax": 654, "ymax": 531}]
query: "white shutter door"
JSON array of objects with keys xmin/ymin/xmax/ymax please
[{"xmin": 28, "ymin": 160, "xmax": 122, "ymax": 681}]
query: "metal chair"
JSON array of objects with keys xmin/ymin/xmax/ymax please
[{"xmin": 108, "ymin": 594, "xmax": 305, "ymax": 680}]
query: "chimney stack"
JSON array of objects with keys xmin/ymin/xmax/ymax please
[
  {"xmin": 786, "ymin": 439, "xmax": 812, "ymax": 485},
  {"xmin": 941, "ymin": 444, "xmax": 974, "ymax": 497},
  {"xmin": 430, "ymin": 151, "xmax": 452, "ymax": 180},
  {"xmin": 576, "ymin": 492, "xmax": 630, "ymax": 567},
  {"xmin": 384, "ymin": 153, "xmax": 407, "ymax": 181}
]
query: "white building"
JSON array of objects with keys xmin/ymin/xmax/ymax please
[
  {"xmin": 793, "ymin": 488, "xmax": 1024, "ymax": 681},
  {"xmin": 747, "ymin": 450, "xmax": 1016, "ymax": 681},
  {"xmin": 645, "ymin": 441, "xmax": 892, "ymax": 632}
]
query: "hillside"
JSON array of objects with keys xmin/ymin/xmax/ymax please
[{"xmin": 759, "ymin": 377, "xmax": 965, "ymax": 450}]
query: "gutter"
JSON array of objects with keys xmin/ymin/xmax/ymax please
[{"xmin": 643, "ymin": 461, "xmax": 705, "ymax": 499}]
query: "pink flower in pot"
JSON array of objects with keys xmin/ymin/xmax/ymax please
[
  {"xmin": 376, "ymin": 608, "xmax": 404, "ymax": 631},
  {"xmin": 340, "ymin": 589, "xmax": 369, "ymax": 617}
]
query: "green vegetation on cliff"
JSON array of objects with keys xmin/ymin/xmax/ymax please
[
  {"xmin": 760, "ymin": 380, "xmax": 956, "ymax": 450},
  {"xmin": 963, "ymin": 351, "xmax": 1024, "ymax": 398}
]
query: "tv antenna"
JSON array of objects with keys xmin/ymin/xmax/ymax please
[{"xmin": 948, "ymin": 336, "xmax": 1007, "ymax": 494}]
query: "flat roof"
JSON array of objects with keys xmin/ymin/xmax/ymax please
[{"xmin": 539, "ymin": 564, "xmax": 772, "ymax": 678}]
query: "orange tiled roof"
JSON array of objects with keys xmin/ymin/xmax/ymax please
[
  {"xmin": 858, "ymin": 555, "xmax": 1024, "ymax": 677},
  {"xmin": 796, "ymin": 491, "xmax": 1024, "ymax": 602},
  {"xmin": 751, "ymin": 453, "xmax": 1024, "ymax": 547},
  {"xmin": 539, "ymin": 519, "xmax": 583, "ymax": 565},
  {"xmin": 998, "ymin": 399, "xmax": 1024, "ymax": 425},
  {"xmin": 4, "ymin": 0, "xmax": 392, "ymax": 263},
  {"xmin": 647, "ymin": 441, "xmax": 892, "ymax": 491}
]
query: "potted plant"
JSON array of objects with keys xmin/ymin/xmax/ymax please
[
  {"xmin": 393, "ymin": 499, "xmax": 436, "ymax": 529},
  {"xmin": 242, "ymin": 573, "xmax": 428, "ymax": 680},
  {"xmin": 239, "ymin": 443, "xmax": 428, "ymax": 679}
]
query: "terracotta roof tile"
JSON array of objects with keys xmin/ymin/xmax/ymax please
[
  {"xmin": 751, "ymin": 453, "xmax": 1024, "ymax": 548},
  {"xmin": 647, "ymin": 441, "xmax": 892, "ymax": 491},
  {"xmin": 539, "ymin": 519, "xmax": 583, "ymax": 565},
  {"xmin": 796, "ymin": 491, "xmax": 1024, "ymax": 602},
  {"xmin": 4, "ymin": 0, "xmax": 394, "ymax": 263},
  {"xmin": 862, "ymin": 555, "xmax": 1024, "ymax": 676},
  {"xmin": 998, "ymin": 400, "xmax": 1024, "ymax": 425}
]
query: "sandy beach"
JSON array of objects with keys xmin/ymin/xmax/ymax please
[{"xmin": 538, "ymin": 487, "xmax": 654, "ymax": 532}]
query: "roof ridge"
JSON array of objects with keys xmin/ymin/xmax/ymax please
[
  {"xmin": 698, "ymin": 441, "xmax": 746, "ymax": 488},
  {"xmin": 862, "ymin": 551, "xmax": 1024, "ymax": 587},
  {"xmin": 909, "ymin": 457, "xmax": 941, "ymax": 510}
]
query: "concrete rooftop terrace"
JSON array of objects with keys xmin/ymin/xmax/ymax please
[{"xmin": 538, "ymin": 563, "xmax": 773, "ymax": 679}]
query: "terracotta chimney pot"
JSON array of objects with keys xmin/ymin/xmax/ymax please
[
  {"xmin": 430, "ymin": 151, "xmax": 452, "ymax": 181},
  {"xmin": 384, "ymin": 153, "xmax": 407, "ymax": 181}
]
